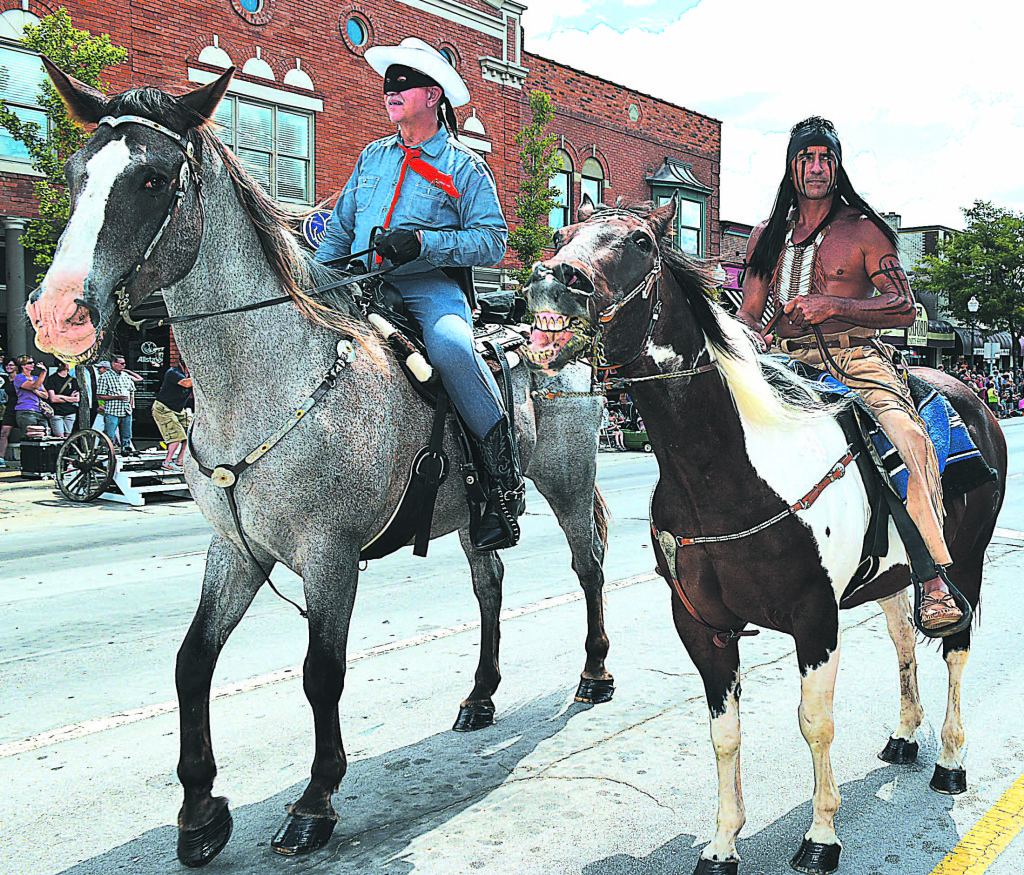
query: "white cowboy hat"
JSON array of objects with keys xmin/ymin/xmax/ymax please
[{"xmin": 365, "ymin": 37, "xmax": 470, "ymax": 108}]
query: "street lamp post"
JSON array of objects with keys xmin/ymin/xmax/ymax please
[{"xmin": 968, "ymin": 295, "xmax": 980, "ymax": 370}]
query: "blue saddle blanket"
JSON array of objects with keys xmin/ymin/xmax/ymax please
[{"xmin": 800, "ymin": 370, "xmax": 992, "ymax": 501}]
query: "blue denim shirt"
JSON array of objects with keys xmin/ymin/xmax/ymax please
[{"xmin": 315, "ymin": 127, "xmax": 508, "ymax": 277}]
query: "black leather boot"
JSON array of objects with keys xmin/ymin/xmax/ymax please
[{"xmin": 471, "ymin": 415, "xmax": 526, "ymax": 551}]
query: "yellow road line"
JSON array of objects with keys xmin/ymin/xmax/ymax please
[{"xmin": 929, "ymin": 773, "xmax": 1024, "ymax": 874}]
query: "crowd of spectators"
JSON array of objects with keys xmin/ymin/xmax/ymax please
[{"xmin": 949, "ymin": 361, "xmax": 1024, "ymax": 419}]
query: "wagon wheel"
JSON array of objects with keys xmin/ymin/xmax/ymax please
[{"xmin": 56, "ymin": 428, "xmax": 116, "ymax": 502}]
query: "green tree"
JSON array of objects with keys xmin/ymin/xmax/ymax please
[
  {"xmin": 0, "ymin": 8, "xmax": 126, "ymax": 270},
  {"xmin": 917, "ymin": 201, "xmax": 1024, "ymax": 378},
  {"xmin": 508, "ymin": 90, "xmax": 563, "ymax": 286}
]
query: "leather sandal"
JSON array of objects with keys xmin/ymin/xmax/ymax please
[{"xmin": 920, "ymin": 590, "xmax": 964, "ymax": 630}]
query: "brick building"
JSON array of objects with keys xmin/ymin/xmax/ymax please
[{"xmin": 1, "ymin": 0, "xmax": 721, "ymax": 366}]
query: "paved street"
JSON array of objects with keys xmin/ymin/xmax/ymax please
[{"xmin": 2, "ymin": 419, "xmax": 1024, "ymax": 875}]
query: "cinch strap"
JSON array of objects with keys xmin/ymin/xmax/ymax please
[{"xmin": 375, "ymin": 143, "xmax": 461, "ymax": 264}]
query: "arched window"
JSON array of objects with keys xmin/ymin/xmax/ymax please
[
  {"xmin": 581, "ymin": 156, "xmax": 605, "ymax": 207},
  {"xmin": 548, "ymin": 149, "xmax": 573, "ymax": 231}
]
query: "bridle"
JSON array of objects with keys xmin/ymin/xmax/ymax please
[
  {"xmin": 531, "ymin": 210, "xmax": 718, "ymax": 401},
  {"xmin": 584, "ymin": 209, "xmax": 664, "ymax": 371},
  {"xmin": 97, "ymin": 115, "xmax": 205, "ymax": 329}
]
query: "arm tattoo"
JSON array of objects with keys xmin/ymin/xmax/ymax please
[{"xmin": 868, "ymin": 254, "xmax": 915, "ymax": 316}]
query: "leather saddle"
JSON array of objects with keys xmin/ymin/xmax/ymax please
[{"xmin": 356, "ymin": 275, "xmax": 527, "ymax": 562}]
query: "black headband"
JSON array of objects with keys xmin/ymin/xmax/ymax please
[
  {"xmin": 786, "ymin": 127, "xmax": 842, "ymax": 165},
  {"xmin": 384, "ymin": 64, "xmax": 440, "ymax": 95}
]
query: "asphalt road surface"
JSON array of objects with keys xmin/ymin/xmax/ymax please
[{"xmin": 3, "ymin": 419, "xmax": 1024, "ymax": 875}]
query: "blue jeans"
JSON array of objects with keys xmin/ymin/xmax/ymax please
[
  {"xmin": 389, "ymin": 272, "xmax": 504, "ymax": 438},
  {"xmin": 103, "ymin": 412, "xmax": 133, "ymax": 447}
]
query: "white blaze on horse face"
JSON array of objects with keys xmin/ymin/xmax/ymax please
[{"xmin": 49, "ymin": 139, "xmax": 134, "ymax": 289}]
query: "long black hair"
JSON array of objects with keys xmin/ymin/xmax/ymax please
[{"xmin": 747, "ymin": 118, "xmax": 900, "ymax": 281}]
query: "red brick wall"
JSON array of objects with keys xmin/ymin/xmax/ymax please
[
  {"xmin": 523, "ymin": 52, "xmax": 721, "ymax": 259},
  {"xmin": 2, "ymin": 1, "xmax": 721, "ymax": 263}
]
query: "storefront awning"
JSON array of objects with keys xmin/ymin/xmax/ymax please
[{"xmin": 952, "ymin": 327, "xmax": 1015, "ymax": 355}]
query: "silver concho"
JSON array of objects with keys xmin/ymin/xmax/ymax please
[{"xmin": 337, "ymin": 339, "xmax": 356, "ymax": 363}]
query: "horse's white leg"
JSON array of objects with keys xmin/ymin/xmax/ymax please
[
  {"xmin": 877, "ymin": 589, "xmax": 924, "ymax": 763},
  {"xmin": 455, "ymin": 530, "xmax": 504, "ymax": 731},
  {"xmin": 931, "ymin": 647, "xmax": 970, "ymax": 793},
  {"xmin": 790, "ymin": 623, "xmax": 843, "ymax": 873},
  {"xmin": 702, "ymin": 672, "xmax": 746, "ymax": 866}
]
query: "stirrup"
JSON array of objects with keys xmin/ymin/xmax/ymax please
[{"xmin": 911, "ymin": 569, "xmax": 973, "ymax": 638}]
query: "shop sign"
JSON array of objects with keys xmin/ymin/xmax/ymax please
[
  {"xmin": 139, "ymin": 340, "xmax": 165, "ymax": 366},
  {"xmin": 907, "ymin": 303, "xmax": 928, "ymax": 347}
]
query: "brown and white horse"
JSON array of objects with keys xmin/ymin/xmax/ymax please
[{"xmin": 523, "ymin": 199, "xmax": 1006, "ymax": 875}]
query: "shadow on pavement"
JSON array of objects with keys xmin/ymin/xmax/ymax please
[
  {"xmin": 58, "ymin": 691, "xmax": 592, "ymax": 874},
  {"xmin": 584, "ymin": 756, "xmax": 959, "ymax": 875}
]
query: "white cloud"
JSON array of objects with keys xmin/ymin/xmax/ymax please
[{"xmin": 523, "ymin": 0, "xmax": 1023, "ymax": 229}]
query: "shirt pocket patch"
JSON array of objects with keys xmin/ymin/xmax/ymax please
[
  {"xmin": 353, "ymin": 176, "xmax": 380, "ymax": 211},
  {"xmin": 404, "ymin": 177, "xmax": 451, "ymax": 226}
]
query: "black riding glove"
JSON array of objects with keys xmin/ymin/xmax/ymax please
[{"xmin": 374, "ymin": 228, "xmax": 421, "ymax": 265}]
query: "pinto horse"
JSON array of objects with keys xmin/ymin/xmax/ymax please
[
  {"xmin": 523, "ymin": 199, "xmax": 1006, "ymax": 875},
  {"xmin": 30, "ymin": 64, "xmax": 616, "ymax": 865}
]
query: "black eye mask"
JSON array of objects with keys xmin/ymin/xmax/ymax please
[{"xmin": 384, "ymin": 64, "xmax": 440, "ymax": 94}]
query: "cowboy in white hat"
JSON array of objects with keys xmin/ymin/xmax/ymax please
[{"xmin": 315, "ymin": 37, "xmax": 523, "ymax": 551}]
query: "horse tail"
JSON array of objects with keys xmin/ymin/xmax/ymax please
[{"xmin": 592, "ymin": 485, "xmax": 610, "ymax": 551}]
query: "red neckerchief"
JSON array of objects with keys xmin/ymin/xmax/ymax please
[{"xmin": 375, "ymin": 141, "xmax": 461, "ymax": 264}]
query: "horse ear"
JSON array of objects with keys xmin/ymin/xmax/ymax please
[
  {"xmin": 578, "ymin": 193, "xmax": 596, "ymax": 222},
  {"xmin": 178, "ymin": 67, "xmax": 235, "ymax": 122},
  {"xmin": 42, "ymin": 56, "xmax": 108, "ymax": 125},
  {"xmin": 648, "ymin": 194, "xmax": 678, "ymax": 239}
]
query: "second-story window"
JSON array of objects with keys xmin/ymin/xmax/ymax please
[
  {"xmin": 0, "ymin": 43, "xmax": 47, "ymax": 165},
  {"xmin": 213, "ymin": 95, "xmax": 313, "ymax": 204},
  {"xmin": 548, "ymin": 148, "xmax": 573, "ymax": 231},
  {"xmin": 581, "ymin": 156, "xmax": 604, "ymax": 207}
]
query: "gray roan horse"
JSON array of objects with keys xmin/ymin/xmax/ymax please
[
  {"xmin": 30, "ymin": 64, "xmax": 614, "ymax": 865},
  {"xmin": 523, "ymin": 200, "xmax": 1006, "ymax": 875}
]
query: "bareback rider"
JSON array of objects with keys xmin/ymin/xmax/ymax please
[
  {"xmin": 737, "ymin": 116, "xmax": 962, "ymax": 631},
  {"xmin": 315, "ymin": 37, "xmax": 524, "ymax": 551}
]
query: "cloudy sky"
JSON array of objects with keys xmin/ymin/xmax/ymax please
[{"xmin": 522, "ymin": 0, "xmax": 1021, "ymax": 230}]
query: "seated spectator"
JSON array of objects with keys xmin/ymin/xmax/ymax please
[
  {"xmin": 152, "ymin": 364, "xmax": 193, "ymax": 470},
  {"xmin": 12, "ymin": 355, "xmax": 50, "ymax": 437},
  {"xmin": 45, "ymin": 361, "xmax": 80, "ymax": 438}
]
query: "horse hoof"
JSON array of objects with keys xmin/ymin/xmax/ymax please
[
  {"xmin": 693, "ymin": 856, "xmax": 739, "ymax": 874},
  {"xmin": 931, "ymin": 764, "xmax": 968, "ymax": 795},
  {"xmin": 271, "ymin": 812, "xmax": 336, "ymax": 856},
  {"xmin": 177, "ymin": 800, "xmax": 233, "ymax": 868},
  {"xmin": 575, "ymin": 676, "xmax": 615, "ymax": 704},
  {"xmin": 453, "ymin": 702, "xmax": 495, "ymax": 732},
  {"xmin": 878, "ymin": 736, "xmax": 919, "ymax": 765},
  {"xmin": 790, "ymin": 838, "xmax": 841, "ymax": 874}
]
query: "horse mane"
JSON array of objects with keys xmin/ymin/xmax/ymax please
[
  {"xmin": 199, "ymin": 130, "xmax": 366, "ymax": 338},
  {"xmin": 101, "ymin": 88, "xmax": 365, "ymax": 339},
  {"xmin": 605, "ymin": 202, "xmax": 842, "ymax": 430}
]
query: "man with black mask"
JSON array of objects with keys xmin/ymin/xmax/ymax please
[
  {"xmin": 316, "ymin": 37, "xmax": 522, "ymax": 550},
  {"xmin": 737, "ymin": 116, "xmax": 962, "ymax": 633}
]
